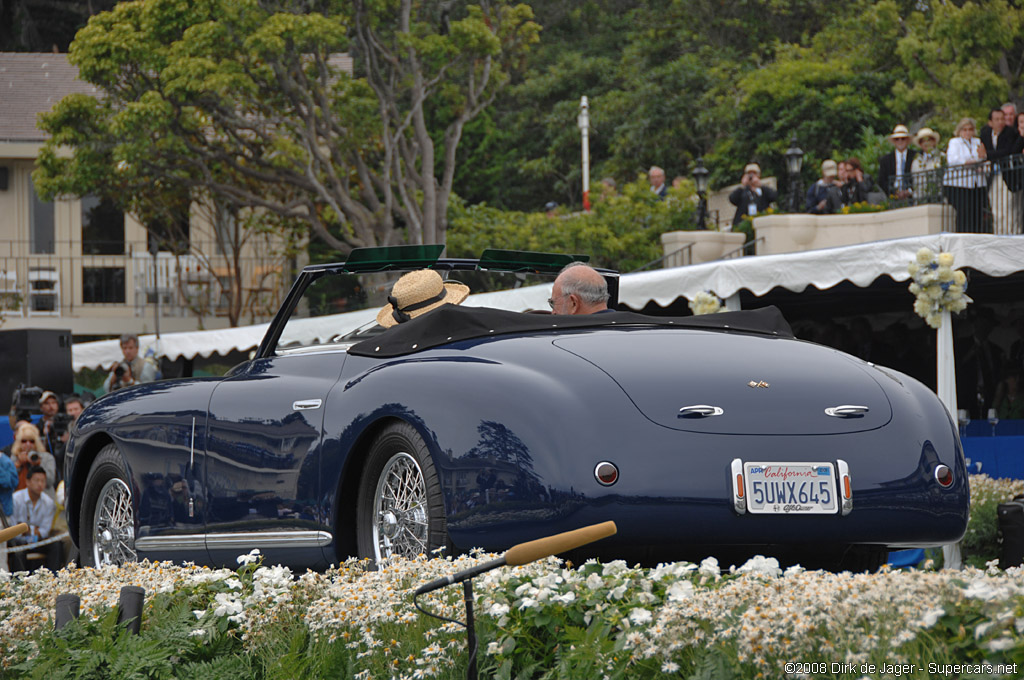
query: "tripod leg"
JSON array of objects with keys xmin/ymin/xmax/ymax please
[{"xmin": 464, "ymin": 579, "xmax": 477, "ymax": 680}]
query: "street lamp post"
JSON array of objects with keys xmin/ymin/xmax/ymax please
[
  {"xmin": 148, "ymin": 238, "xmax": 161, "ymax": 340},
  {"xmin": 578, "ymin": 96, "xmax": 590, "ymax": 211},
  {"xmin": 692, "ymin": 157, "xmax": 710, "ymax": 230},
  {"xmin": 785, "ymin": 136, "xmax": 804, "ymax": 213}
]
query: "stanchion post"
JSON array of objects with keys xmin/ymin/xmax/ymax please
[
  {"xmin": 117, "ymin": 585, "xmax": 145, "ymax": 635},
  {"xmin": 463, "ymin": 580, "xmax": 477, "ymax": 680},
  {"xmin": 55, "ymin": 593, "xmax": 80, "ymax": 630}
]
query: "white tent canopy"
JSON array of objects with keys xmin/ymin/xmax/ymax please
[{"xmin": 72, "ymin": 233, "xmax": 1024, "ymax": 371}]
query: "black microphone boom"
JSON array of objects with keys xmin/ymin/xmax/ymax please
[
  {"xmin": 414, "ymin": 557, "xmax": 507, "ymax": 596},
  {"xmin": 413, "ymin": 521, "xmax": 618, "ymax": 596}
]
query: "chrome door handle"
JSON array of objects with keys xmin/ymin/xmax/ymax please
[
  {"xmin": 678, "ymin": 405, "xmax": 724, "ymax": 418},
  {"xmin": 292, "ymin": 399, "xmax": 323, "ymax": 411},
  {"xmin": 825, "ymin": 405, "xmax": 869, "ymax": 417}
]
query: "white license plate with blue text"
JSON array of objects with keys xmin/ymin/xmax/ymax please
[{"xmin": 744, "ymin": 462, "xmax": 838, "ymax": 514}]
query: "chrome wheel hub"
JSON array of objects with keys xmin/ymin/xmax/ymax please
[
  {"xmin": 92, "ymin": 478, "xmax": 136, "ymax": 566},
  {"xmin": 371, "ymin": 452, "xmax": 428, "ymax": 561}
]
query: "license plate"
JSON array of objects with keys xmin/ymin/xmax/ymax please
[{"xmin": 744, "ymin": 462, "xmax": 838, "ymax": 514}]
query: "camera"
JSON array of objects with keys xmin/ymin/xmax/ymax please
[
  {"xmin": 11, "ymin": 385, "xmax": 43, "ymax": 415},
  {"xmin": 29, "ymin": 452, "xmax": 40, "ymax": 464},
  {"xmin": 52, "ymin": 412, "xmax": 73, "ymax": 437},
  {"xmin": 110, "ymin": 362, "xmax": 132, "ymax": 390}
]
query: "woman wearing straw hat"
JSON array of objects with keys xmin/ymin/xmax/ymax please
[
  {"xmin": 911, "ymin": 128, "xmax": 942, "ymax": 172},
  {"xmin": 376, "ymin": 270, "xmax": 470, "ymax": 328},
  {"xmin": 911, "ymin": 127, "xmax": 942, "ymax": 201}
]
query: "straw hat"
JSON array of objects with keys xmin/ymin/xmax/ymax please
[
  {"xmin": 914, "ymin": 127, "xmax": 940, "ymax": 146},
  {"xmin": 821, "ymin": 159, "xmax": 838, "ymax": 178},
  {"xmin": 743, "ymin": 163, "xmax": 761, "ymax": 175},
  {"xmin": 376, "ymin": 270, "xmax": 470, "ymax": 328},
  {"xmin": 888, "ymin": 124, "xmax": 911, "ymax": 140}
]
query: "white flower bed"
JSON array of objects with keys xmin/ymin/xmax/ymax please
[{"xmin": 3, "ymin": 549, "xmax": 1024, "ymax": 678}]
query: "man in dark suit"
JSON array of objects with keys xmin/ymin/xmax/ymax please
[
  {"xmin": 877, "ymin": 124, "xmax": 917, "ymax": 199},
  {"xmin": 981, "ymin": 107, "xmax": 1020, "ymax": 234}
]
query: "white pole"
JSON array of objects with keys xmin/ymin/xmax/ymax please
[
  {"xmin": 578, "ymin": 96, "xmax": 590, "ymax": 211},
  {"xmin": 937, "ymin": 310, "xmax": 962, "ymax": 569},
  {"xmin": 937, "ymin": 311, "xmax": 957, "ymax": 416}
]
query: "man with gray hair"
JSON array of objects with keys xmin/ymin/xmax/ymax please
[
  {"xmin": 102, "ymin": 333, "xmax": 159, "ymax": 392},
  {"xmin": 648, "ymin": 166, "xmax": 668, "ymax": 200},
  {"xmin": 549, "ymin": 262, "xmax": 610, "ymax": 315}
]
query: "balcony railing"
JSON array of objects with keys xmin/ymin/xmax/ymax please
[
  {"xmin": 880, "ymin": 153, "xmax": 1024, "ymax": 235},
  {"xmin": 0, "ymin": 240, "xmax": 291, "ymax": 323}
]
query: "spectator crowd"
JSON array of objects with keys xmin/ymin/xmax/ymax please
[
  {"xmin": 0, "ymin": 333, "xmax": 159, "ymax": 573},
  {"xmin": 795, "ymin": 107, "xmax": 1024, "ymax": 234}
]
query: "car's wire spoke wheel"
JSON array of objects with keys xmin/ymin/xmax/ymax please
[
  {"xmin": 357, "ymin": 422, "xmax": 448, "ymax": 565},
  {"xmin": 91, "ymin": 477, "xmax": 136, "ymax": 566},
  {"xmin": 79, "ymin": 444, "xmax": 138, "ymax": 568},
  {"xmin": 371, "ymin": 452, "xmax": 429, "ymax": 560}
]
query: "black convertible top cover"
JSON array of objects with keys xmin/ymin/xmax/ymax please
[{"xmin": 349, "ymin": 304, "xmax": 793, "ymax": 358}]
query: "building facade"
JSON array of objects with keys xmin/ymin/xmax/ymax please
[{"xmin": 0, "ymin": 53, "xmax": 292, "ymax": 337}]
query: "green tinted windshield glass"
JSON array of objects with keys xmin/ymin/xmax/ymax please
[
  {"xmin": 344, "ymin": 245, "xmax": 445, "ymax": 271},
  {"xmin": 478, "ymin": 249, "xmax": 588, "ymax": 273}
]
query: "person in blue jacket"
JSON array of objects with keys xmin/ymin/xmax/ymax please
[{"xmin": 0, "ymin": 452, "xmax": 16, "ymax": 519}]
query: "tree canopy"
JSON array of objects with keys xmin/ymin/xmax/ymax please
[
  {"xmin": 456, "ymin": 0, "xmax": 1024, "ymax": 209},
  {"xmin": 35, "ymin": 0, "xmax": 539, "ymax": 254},
  {"xmin": 26, "ymin": 0, "xmax": 1024, "ymax": 271}
]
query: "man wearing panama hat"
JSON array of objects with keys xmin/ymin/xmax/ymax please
[
  {"xmin": 878, "ymin": 124, "xmax": 916, "ymax": 199},
  {"xmin": 376, "ymin": 270, "xmax": 470, "ymax": 328}
]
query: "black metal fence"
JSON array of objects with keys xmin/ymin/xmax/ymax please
[
  {"xmin": 882, "ymin": 153, "xmax": 1024, "ymax": 235},
  {"xmin": 0, "ymin": 240, "xmax": 289, "ymax": 322}
]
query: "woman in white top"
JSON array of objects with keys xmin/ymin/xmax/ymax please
[{"xmin": 943, "ymin": 117, "xmax": 990, "ymax": 233}]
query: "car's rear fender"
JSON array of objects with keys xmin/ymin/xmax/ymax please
[{"xmin": 323, "ymin": 338, "xmax": 637, "ymax": 552}]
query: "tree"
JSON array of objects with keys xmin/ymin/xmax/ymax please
[
  {"xmin": 889, "ymin": 0, "xmax": 1024, "ymax": 121},
  {"xmin": 35, "ymin": 0, "xmax": 539, "ymax": 259}
]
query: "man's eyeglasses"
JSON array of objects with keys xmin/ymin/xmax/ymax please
[{"xmin": 547, "ymin": 293, "xmax": 566, "ymax": 310}]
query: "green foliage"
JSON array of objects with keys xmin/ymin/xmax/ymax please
[
  {"xmin": 454, "ymin": 0, "xmax": 1024, "ymax": 213},
  {"xmin": 962, "ymin": 474, "xmax": 1024, "ymax": 568},
  {"xmin": 13, "ymin": 592, "xmax": 248, "ymax": 679},
  {"xmin": 35, "ymin": 0, "xmax": 538, "ymax": 258},
  {"xmin": 447, "ymin": 176, "xmax": 698, "ymax": 273}
]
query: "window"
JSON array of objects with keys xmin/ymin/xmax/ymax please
[
  {"xmin": 30, "ymin": 184, "xmax": 54, "ymax": 254},
  {"xmin": 81, "ymin": 196, "xmax": 125, "ymax": 255},
  {"xmin": 82, "ymin": 266, "xmax": 125, "ymax": 304}
]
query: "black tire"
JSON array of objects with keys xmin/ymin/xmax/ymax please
[
  {"xmin": 79, "ymin": 444, "xmax": 137, "ymax": 567},
  {"xmin": 356, "ymin": 422, "xmax": 447, "ymax": 563}
]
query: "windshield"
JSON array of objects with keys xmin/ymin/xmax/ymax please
[{"xmin": 273, "ymin": 268, "xmax": 560, "ymax": 354}]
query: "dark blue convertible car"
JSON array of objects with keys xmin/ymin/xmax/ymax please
[{"xmin": 64, "ymin": 247, "xmax": 969, "ymax": 572}]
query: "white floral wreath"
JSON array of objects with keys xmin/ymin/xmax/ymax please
[
  {"xmin": 688, "ymin": 290, "xmax": 724, "ymax": 315},
  {"xmin": 907, "ymin": 247, "xmax": 971, "ymax": 329}
]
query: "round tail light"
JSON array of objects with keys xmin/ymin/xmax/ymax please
[
  {"xmin": 594, "ymin": 461, "xmax": 618, "ymax": 486},
  {"xmin": 935, "ymin": 464, "xmax": 954, "ymax": 487}
]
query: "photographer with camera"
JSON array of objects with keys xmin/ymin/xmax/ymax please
[
  {"xmin": 102, "ymin": 333, "xmax": 158, "ymax": 393},
  {"xmin": 37, "ymin": 390, "xmax": 61, "ymax": 454},
  {"xmin": 9, "ymin": 423, "xmax": 55, "ymax": 496}
]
